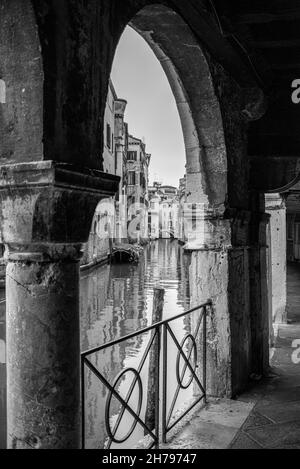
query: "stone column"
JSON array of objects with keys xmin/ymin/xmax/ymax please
[
  {"xmin": 265, "ymin": 193, "xmax": 287, "ymax": 324},
  {"xmin": 6, "ymin": 244, "xmax": 82, "ymax": 449},
  {"xmin": 248, "ymin": 211, "xmax": 271, "ymax": 376},
  {"xmin": 185, "ymin": 206, "xmax": 252, "ymax": 397},
  {"xmin": 0, "ymin": 161, "xmax": 120, "ymax": 449}
]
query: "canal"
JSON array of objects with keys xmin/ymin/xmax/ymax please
[{"xmin": 0, "ymin": 239, "xmax": 193, "ymax": 449}]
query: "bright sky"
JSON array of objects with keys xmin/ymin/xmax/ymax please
[{"xmin": 111, "ymin": 26, "xmax": 186, "ymax": 188}]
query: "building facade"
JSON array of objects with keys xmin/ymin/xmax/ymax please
[
  {"xmin": 148, "ymin": 183, "xmax": 180, "ymax": 239},
  {"xmin": 126, "ymin": 135, "xmax": 151, "ymax": 243},
  {"xmin": 148, "ymin": 193, "xmax": 160, "ymax": 240},
  {"xmin": 82, "ymin": 80, "xmax": 121, "ymax": 266},
  {"xmin": 178, "ymin": 175, "xmax": 187, "ymax": 243},
  {"xmin": 83, "ymin": 81, "xmax": 152, "ymax": 263}
]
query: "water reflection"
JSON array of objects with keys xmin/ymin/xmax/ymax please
[
  {"xmin": 0, "ymin": 295, "xmax": 6, "ymax": 450},
  {"xmin": 80, "ymin": 239, "xmax": 191, "ymax": 449},
  {"xmin": 0, "ymin": 239, "xmax": 191, "ymax": 449}
]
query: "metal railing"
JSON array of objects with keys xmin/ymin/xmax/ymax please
[{"xmin": 81, "ymin": 300, "xmax": 212, "ymax": 449}]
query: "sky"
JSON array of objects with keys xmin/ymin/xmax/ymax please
[{"xmin": 111, "ymin": 26, "xmax": 186, "ymax": 188}]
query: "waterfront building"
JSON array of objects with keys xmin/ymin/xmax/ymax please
[
  {"xmin": 83, "ymin": 80, "xmax": 153, "ymax": 262},
  {"xmin": 82, "ymin": 80, "xmax": 121, "ymax": 266},
  {"xmin": 159, "ymin": 185, "xmax": 178, "ymax": 201},
  {"xmin": 148, "ymin": 193, "xmax": 160, "ymax": 240},
  {"xmin": 148, "ymin": 182, "xmax": 164, "ymax": 239},
  {"xmin": 149, "ymin": 182, "xmax": 180, "ymax": 239},
  {"xmin": 114, "ymin": 101, "xmax": 129, "ymax": 243},
  {"xmin": 178, "ymin": 175, "xmax": 187, "ymax": 243},
  {"xmin": 160, "ymin": 197, "xmax": 179, "ymax": 239},
  {"xmin": 126, "ymin": 135, "xmax": 151, "ymax": 242}
]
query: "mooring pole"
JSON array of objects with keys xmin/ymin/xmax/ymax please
[{"xmin": 145, "ymin": 287, "xmax": 165, "ymax": 443}]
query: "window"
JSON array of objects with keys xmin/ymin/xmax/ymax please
[
  {"xmin": 106, "ymin": 123, "xmax": 111, "ymax": 149},
  {"xmin": 128, "ymin": 171, "xmax": 136, "ymax": 185},
  {"xmin": 192, "ymin": 203, "xmax": 197, "ymax": 231},
  {"xmin": 140, "ymin": 172, "xmax": 145, "ymax": 189},
  {"xmin": 127, "ymin": 151, "xmax": 137, "ymax": 161}
]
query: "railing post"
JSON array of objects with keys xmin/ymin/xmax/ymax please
[
  {"xmin": 162, "ymin": 324, "xmax": 168, "ymax": 444},
  {"xmin": 203, "ymin": 306, "xmax": 207, "ymax": 404},
  {"xmin": 80, "ymin": 300, "xmax": 211, "ymax": 449},
  {"xmin": 145, "ymin": 287, "xmax": 165, "ymax": 444},
  {"xmin": 155, "ymin": 325, "xmax": 161, "ymax": 449}
]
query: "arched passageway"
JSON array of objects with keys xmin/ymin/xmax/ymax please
[
  {"xmin": 124, "ymin": 5, "xmax": 270, "ymax": 400},
  {"xmin": 0, "ymin": 0, "xmax": 277, "ymax": 449}
]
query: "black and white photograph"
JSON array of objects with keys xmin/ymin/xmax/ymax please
[{"xmin": 0, "ymin": 0, "xmax": 300, "ymax": 454}]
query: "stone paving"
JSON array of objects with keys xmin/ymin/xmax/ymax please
[
  {"xmin": 161, "ymin": 398, "xmax": 255, "ymax": 449},
  {"xmin": 166, "ymin": 262, "xmax": 300, "ymax": 450},
  {"xmin": 230, "ymin": 261, "xmax": 300, "ymax": 449}
]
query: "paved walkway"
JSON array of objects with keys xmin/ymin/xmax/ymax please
[
  {"xmin": 165, "ymin": 262, "xmax": 300, "ymax": 449},
  {"xmin": 160, "ymin": 398, "xmax": 255, "ymax": 449},
  {"xmin": 230, "ymin": 261, "xmax": 300, "ymax": 449}
]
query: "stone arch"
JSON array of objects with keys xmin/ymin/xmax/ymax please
[
  {"xmin": 0, "ymin": 1, "xmax": 271, "ymax": 447},
  {"xmin": 110, "ymin": 4, "xmax": 253, "ymax": 398},
  {"xmin": 120, "ymin": 4, "xmax": 228, "ymax": 209}
]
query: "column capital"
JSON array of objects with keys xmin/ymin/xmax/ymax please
[
  {"xmin": 265, "ymin": 192, "xmax": 287, "ymax": 211},
  {"xmin": 183, "ymin": 204, "xmax": 230, "ymax": 251},
  {"xmin": 4, "ymin": 242, "xmax": 83, "ymax": 262},
  {"xmin": 183, "ymin": 205, "xmax": 254, "ymax": 251},
  {"xmin": 0, "ymin": 161, "xmax": 120, "ymax": 246}
]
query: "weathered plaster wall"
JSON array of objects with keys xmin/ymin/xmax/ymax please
[
  {"xmin": 208, "ymin": 59, "xmax": 250, "ymax": 210},
  {"xmin": 81, "ymin": 203, "xmax": 113, "ymax": 267},
  {"xmin": 190, "ymin": 249, "xmax": 231, "ymax": 397},
  {"xmin": 189, "ymin": 215, "xmax": 257, "ymax": 397},
  {"xmin": 0, "ymin": 0, "xmax": 43, "ymax": 164}
]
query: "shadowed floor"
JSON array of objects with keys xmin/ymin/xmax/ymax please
[
  {"xmin": 230, "ymin": 261, "xmax": 300, "ymax": 449},
  {"xmin": 163, "ymin": 262, "xmax": 300, "ymax": 449}
]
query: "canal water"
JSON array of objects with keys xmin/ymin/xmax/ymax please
[
  {"xmin": 0, "ymin": 239, "xmax": 195, "ymax": 449},
  {"xmin": 0, "ymin": 292, "xmax": 5, "ymax": 450}
]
